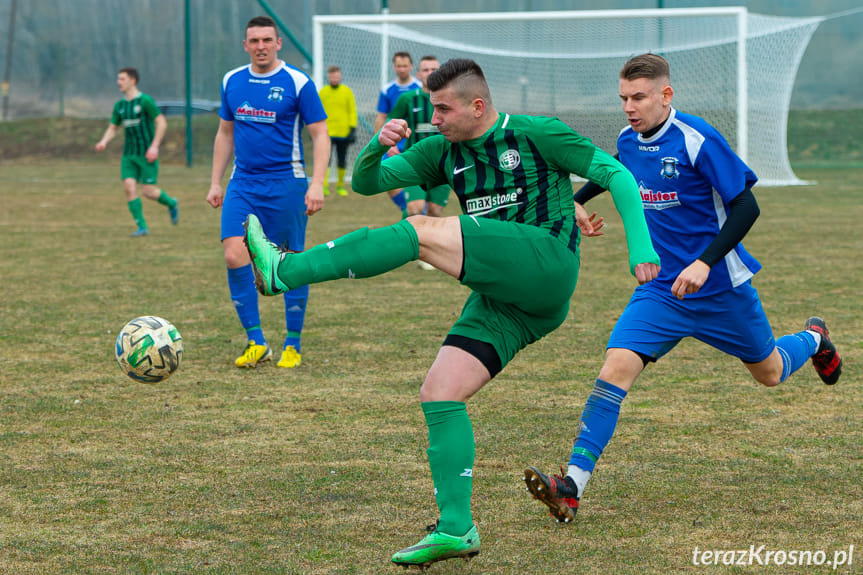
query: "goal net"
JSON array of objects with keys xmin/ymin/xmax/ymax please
[{"xmin": 314, "ymin": 8, "xmax": 821, "ymax": 187}]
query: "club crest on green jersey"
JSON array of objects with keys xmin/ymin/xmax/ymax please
[{"xmin": 499, "ymin": 149, "xmax": 521, "ymax": 170}]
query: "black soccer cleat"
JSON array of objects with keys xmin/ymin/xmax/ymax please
[
  {"xmin": 523, "ymin": 466, "xmax": 579, "ymax": 524},
  {"xmin": 804, "ymin": 317, "xmax": 842, "ymax": 385}
]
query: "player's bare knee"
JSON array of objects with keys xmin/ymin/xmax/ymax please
[
  {"xmin": 754, "ymin": 373, "xmax": 781, "ymax": 387},
  {"xmin": 420, "ymin": 381, "xmax": 450, "ymax": 403},
  {"xmin": 420, "ymin": 381, "xmax": 474, "ymax": 403},
  {"xmin": 745, "ymin": 354, "xmax": 783, "ymax": 387},
  {"xmin": 223, "ymin": 239, "xmax": 251, "ymax": 268}
]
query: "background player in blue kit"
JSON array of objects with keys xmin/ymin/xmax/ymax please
[
  {"xmin": 206, "ymin": 15, "xmax": 329, "ymax": 369},
  {"xmin": 524, "ymin": 53, "xmax": 843, "ymax": 524},
  {"xmin": 373, "ymin": 51, "xmax": 421, "ymax": 217}
]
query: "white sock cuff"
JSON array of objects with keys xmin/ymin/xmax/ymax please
[{"xmin": 567, "ymin": 465, "xmax": 592, "ymax": 497}]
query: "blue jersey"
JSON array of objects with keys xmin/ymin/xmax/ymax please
[
  {"xmin": 375, "ymin": 77, "xmax": 421, "ymax": 115},
  {"xmin": 219, "ymin": 61, "xmax": 327, "ymax": 179},
  {"xmin": 617, "ymin": 108, "xmax": 760, "ymax": 298}
]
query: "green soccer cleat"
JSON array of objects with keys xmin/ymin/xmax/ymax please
[
  {"xmin": 391, "ymin": 524, "xmax": 480, "ymax": 569},
  {"xmin": 243, "ymin": 214, "xmax": 289, "ymax": 296},
  {"xmin": 337, "ymin": 187, "xmax": 348, "ymax": 197}
]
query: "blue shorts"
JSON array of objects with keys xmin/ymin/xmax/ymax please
[
  {"xmin": 607, "ymin": 281, "xmax": 775, "ymax": 364},
  {"xmin": 221, "ymin": 177, "xmax": 308, "ymax": 251}
]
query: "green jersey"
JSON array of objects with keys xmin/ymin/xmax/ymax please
[
  {"xmin": 388, "ymin": 88, "xmax": 438, "ymax": 149},
  {"xmin": 354, "ymin": 113, "xmax": 658, "ymax": 274},
  {"xmin": 110, "ymin": 92, "xmax": 161, "ymax": 157}
]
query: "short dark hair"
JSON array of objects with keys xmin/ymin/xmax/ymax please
[
  {"xmin": 392, "ymin": 51, "xmax": 413, "ymax": 64},
  {"xmin": 327, "ymin": 65, "xmax": 341, "ymax": 74},
  {"xmin": 427, "ymin": 58, "xmax": 491, "ymax": 104},
  {"xmin": 419, "ymin": 55, "xmax": 438, "ymax": 63},
  {"xmin": 118, "ymin": 67, "xmax": 139, "ymax": 83},
  {"xmin": 246, "ymin": 15, "xmax": 278, "ymax": 37},
  {"xmin": 620, "ymin": 53, "xmax": 670, "ymax": 82}
]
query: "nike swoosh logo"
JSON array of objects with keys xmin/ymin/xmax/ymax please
[{"xmin": 453, "ymin": 164, "xmax": 475, "ymax": 175}]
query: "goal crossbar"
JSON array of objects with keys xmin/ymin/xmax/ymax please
[{"xmin": 314, "ymin": 7, "xmax": 821, "ymax": 186}]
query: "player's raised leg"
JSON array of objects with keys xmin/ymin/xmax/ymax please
[{"xmin": 244, "ymin": 213, "xmax": 466, "ymax": 295}]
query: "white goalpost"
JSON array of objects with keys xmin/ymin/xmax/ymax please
[{"xmin": 314, "ymin": 8, "xmax": 821, "ymax": 186}]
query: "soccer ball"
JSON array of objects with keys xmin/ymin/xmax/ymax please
[{"xmin": 115, "ymin": 316, "xmax": 183, "ymax": 383}]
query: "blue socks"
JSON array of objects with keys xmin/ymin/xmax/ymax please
[
  {"xmin": 569, "ymin": 379, "xmax": 627, "ymax": 473},
  {"xmin": 391, "ymin": 190, "xmax": 407, "ymax": 212},
  {"xmin": 775, "ymin": 331, "xmax": 818, "ymax": 383},
  {"xmin": 227, "ymin": 265, "xmax": 265, "ymax": 345},
  {"xmin": 282, "ymin": 284, "xmax": 308, "ymax": 351}
]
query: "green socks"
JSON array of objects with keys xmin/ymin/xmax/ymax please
[
  {"xmin": 127, "ymin": 198, "xmax": 146, "ymax": 229},
  {"xmin": 156, "ymin": 190, "xmax": 177, "ymax": 208},
  {"xmin": 422, "ymin": 401, "xmax": 475, "ymax": 536},
  {"xmin": 276, "ymin": 219, "xmax": 419, "ymax": 289}
]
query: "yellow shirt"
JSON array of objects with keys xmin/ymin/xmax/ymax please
[{"xmin": 318, "ymin": 83, "xmax": 357, "ymax": 138}]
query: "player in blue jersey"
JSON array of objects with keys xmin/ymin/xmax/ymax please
[
  {"xmin": 524, "ymin": 53, "xmax": 843, "ymax": 525},
  {"xmin": 206, "ymin": 16, "xmax": 329, "ymax": 369},
  {"xmin": 373, "ymin": 51, "xmax": 421, "ymax": 217}
]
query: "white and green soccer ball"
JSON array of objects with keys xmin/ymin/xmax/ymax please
[{"xmin": 115, "ymin": 316, "xmax": 183, "ymax": 383}]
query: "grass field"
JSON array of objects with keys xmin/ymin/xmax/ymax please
[{"xmin": 0, "ymin": 118, "xmax": 860, "ymax": 574}]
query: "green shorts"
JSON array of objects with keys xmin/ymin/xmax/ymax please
[
  {"xmin": 448, "ymin": 215, "xmax": 580, "ymax": 369},
  {"xmin": 404, "ymin": 184, "xmax": 450, "ymax": 207},
  {"xmin": 121, "ymin": 155, "xmax": 159, "ymax": 184}
]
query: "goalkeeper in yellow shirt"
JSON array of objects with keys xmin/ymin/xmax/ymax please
[{"xmin": 318, "ymin": 65, "xmax": 357, "ymax": 196}]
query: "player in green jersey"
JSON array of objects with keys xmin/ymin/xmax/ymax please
[
  {"xmin": 95, "ymin": 67, "xmax": 179, "ymax": 237},
  {"xmin": 243, "ymin": 58, "xmax": 660, "ymax": 569}
]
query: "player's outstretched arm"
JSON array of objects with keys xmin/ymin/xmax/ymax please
[{"xmin": 584, "ymin": 149, "xmax": 660, "ymax": 276}]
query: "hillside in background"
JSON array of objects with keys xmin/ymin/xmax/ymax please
[{"xmin": 1, "ymin": 110, "xmax": 860, "ymax": 167}]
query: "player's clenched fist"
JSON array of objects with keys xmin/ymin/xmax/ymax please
[{"xmin": 378, "ymin": 119, "xmax": 411, "ymax": 147}]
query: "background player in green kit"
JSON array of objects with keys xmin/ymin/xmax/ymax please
[
  {"xmin": 387, "ymin": 55, "xmax": 451, "ymax": 219},
  {"xmin": 95, "ymin": 67, "xmax": 179, "ymax": 237},
  {"xmin": 243, "ymin": 59, "xmax": 660, "ymax": 569}
]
